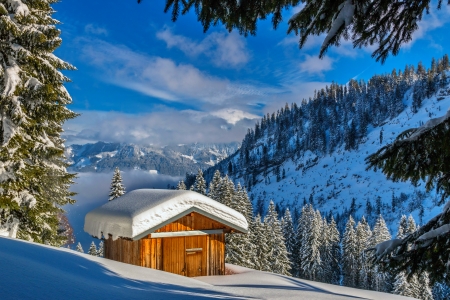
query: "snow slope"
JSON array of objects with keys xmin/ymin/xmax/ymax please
[
  {"xmin": 232, "ymin": 88, "xmax": 450, "ymax": 232},
  {"xmin": 0, "ymin": 237, "xmax": 413, "ymax": 300}
]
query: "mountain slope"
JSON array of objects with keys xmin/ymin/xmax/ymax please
[
  {"xmin": 206, "ymin": 58, "xmax": 450, "ymax": 233},
  {"xmin": 65, "ymin": 142, "xmax": 239, "ymax": 176}
]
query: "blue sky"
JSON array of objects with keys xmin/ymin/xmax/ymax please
[{"xmin": 55, "ymin": 0, "xmax": 450, "ymax": 146}]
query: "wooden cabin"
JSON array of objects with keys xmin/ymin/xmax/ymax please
[{"xmin": 84, "ymin": 189, "xmax": 248, "ymax": 277}]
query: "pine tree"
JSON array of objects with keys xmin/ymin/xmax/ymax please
[
  {"xmin": 342, "ymin": 216, "xmax": 358, "ymax": 288},
  {"xmin": 327, "ymin": 217, "xmax": 341, "ymax": 285},
  {"xmin": 225, "ymin": 183, "xmax": 255, "ymax": 268},
  {"xmin": 250, "ymin": 214, "xmax": 270, "ymax": 272},
  {"xmin": 88, "ymin": 241, "xmax": 97, "ymax": 256},
  {"xmin": 370, "ymin": 215, "xmax": 392, "ymax": 292},
  {"xmin": 207, "ymin": 170, "xmax": 221, "ymax": 201},
  {"xmin": 281, "ymin": 208, "xmax": 296, "ymax": 267},
  {"xmin": 264, "ymin": 201, "xmax": 291, "ymax": 276},
  {"xmin": 97, "ymin": 241, "xmax": 104, "ymax": 257},
  {"xmin": 109, "ymin": 167, "xmax": 125, "ymax": 201},
  {"xmin": 192, "ymin": 169, "xmax": 206, "ymax": 195},
  {"xmin": 418, "ymin": 272, "xmax": 434, "ymax": 300},
  {"xmin": 397, "ymin": 215, "xmax": 408, "ymax": 239},
  {"xmin": 0, "ymin": 0, "xmax": 77, "ymax": 245},
  {"xmin": 393, "ymin": 271, "xmax": 412, "ymax": 297},
  {"xmin": 140, "ymin": 0, "xmax": 448, "ymax": 62},
  {"xmin": 76, "ymin": 242, "xmax": 84, "ymax": 253},
  {"xmin": 300, "ymin": 207, "xmax": 322, "ymax": 281},
  {"xmin": 355, "ymin": 217, "xmax": 372, "ymax": 288},
  {"xmin": 176, "ymin": 180, "xmax": 186, "ymax": 190}
]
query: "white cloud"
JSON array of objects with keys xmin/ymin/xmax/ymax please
[
  {"xmin": 404, "ymin": 4, "xmax": 450, "ymax": 49},
  {"xmin": 299, "ymin": 55, "xmax": 334, "ymax": 75},
  {"xmin": 210, "ymin": 108, "xmax": 260, "ymax": 125},
  {"xmin": 63, "ymin": 109, "xmax": 260, "ymax": 146},
  {"xmin": 156, "ymin": 28, "xmax": 250, "ymax": 68},
  {"xmin": 84, "ymin": 24, "xmax": 108, "ymax": 36}
]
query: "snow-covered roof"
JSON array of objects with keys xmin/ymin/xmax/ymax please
[{"xmin": 84, "ymin": 189, "xmax": 248, "ymax": 240}]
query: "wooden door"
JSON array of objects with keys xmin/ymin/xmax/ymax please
[{"xmin": 185, "ymin": 236, "xmax": 207, "ymax": 277}]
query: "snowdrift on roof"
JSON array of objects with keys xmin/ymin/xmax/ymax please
[{"xmin": 84, "ymin": 189, "xmax": 248, "ymax": 240}]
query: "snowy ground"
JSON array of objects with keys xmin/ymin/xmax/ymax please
[{"xmin": 0, "ymin": 237, "xmax": 413, "ymax": 300}]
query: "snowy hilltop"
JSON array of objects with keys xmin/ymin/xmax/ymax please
[
  {"xmin": 0, "ymin": 236, "xmax": 413, "ymax": 300},
  {"xmin": 205, "ymin": 56, "xmax": 450, "ymax": 233},
  {"xmin": 65, "ymin": 142, "xmax": 240, "ymax": 176}
]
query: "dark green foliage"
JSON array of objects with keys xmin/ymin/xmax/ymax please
[
  {"xmin": 138, "ymin": 0, "xmax": 448, "ymax": 63},
  {"xmin": 366, "ymin": 110, "xmax": 450, "ymax": 205},
  {"xmin": 0, "ymin": 0, "xmax": 77, "ymax": 246}
]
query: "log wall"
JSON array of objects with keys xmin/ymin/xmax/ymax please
[{"xmin": 104, "ymin": 212, "xmax": 226, "ymax": 276}]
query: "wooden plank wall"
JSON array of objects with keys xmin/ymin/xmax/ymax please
[{"xmin": 104, "ymin": 212, "xmax": 226, "ymax": 276}]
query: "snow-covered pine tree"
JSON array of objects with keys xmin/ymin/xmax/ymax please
[
  {"xmin": 281, "ymin": 208, "xmax": 296, "ymax": 267},
  {"xmin": 0, "ymin": 0, "xmax": 77, "ymax": 245},
  {"xmin": 76, "ymin": 242, "xmax": 84, "ymax": 253},
  {"xmin": 97, "ymin": 241, "xmax": 104, "ymax": 257},
  {"xmin": 370, "ymin": 215, "xmax": 392, "ymax": 292},
  {"xmin": 217, "ymin": 175, "xmax": 234, "ymax": 206},
  {"xmin": 397, "ymin": 215, "xmax": 408, "ymax": 239},
  {"xmin": 192, "ymin": 169, "xmax": 206, "ymax": 195},
  {"xmin": 327, "ymin": 216, "xmax": 341, "ymax": 285},
  {"xmin": 355, "ymin": 216, "xmax": 372, "ymax": 288},
  {"xmin": 176, "ymin": 180, "xmax": 186, "ymax": 190},
  {"xmin": 109, "ymin": 167, "xmax": 125, "ymax": 201},
  {"xmin": 432, "ymin": 282, "xmax": 450, "ymax": 300},
  {"xmin": 88, "ymin": 241, "xmax": 97, "ymax": 256},
  {"xmin": 300, "ymin": 207, "xmax": 322, "ymax": 281},
  {"xmin": 250, "ymin": 214, "xmax": 270, "ymax": 272},
  {"xmin": 393, "ymin": 271, "xmax": 412, "ymax": 297},
  {"xmin": 406, "ymin": 214, "xmax": 417, "ymax": 234},
  {"xmin": 207, "ymin": 170, "xmax": 221, "ymax": 201},
  {"xmin": 418, "ymin": 272, "xmax": 434, "ymax": 300},
  {"xmin": 342, "ymin": 216, "xmax": 358, "ymax": 288},
  {"xmin": 225, "ymin": 183, "xmax": 254, "ymax": 268},
  {"xmin": 264, "ymin": 201, "xmax": 291, "ymax": 276}
]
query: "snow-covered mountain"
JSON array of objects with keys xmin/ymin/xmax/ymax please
[
  {"xmin": 205, "ymin": 58, "xmax": 450, "ymax": 233},
  {"xmin": 65, "ymin": 142, "xmax": 239, "ymax": 176}
]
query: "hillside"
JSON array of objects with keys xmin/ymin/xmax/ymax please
[
  {"xmin": 65, "ymin": 142, "xmax": 239, "ymax": 176},
  {"xmin": 0, "ymin": 236, "xmax": 412, "ymax": 300},
  {"xmin": 205, "ymin": 57, "xmax": 450, "ymax": 232}
]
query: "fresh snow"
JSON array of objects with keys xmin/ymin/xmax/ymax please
[
  {"xmin": 0, "ymin": 237, "xmax": 413, "ymax": 300},
  {"xmin": 84, "ymin": 189, "xmax": 248, "ymax": 240},
  {"xmin": 234, "ymin": 90, "xmax": 450, "ymax": 235}
]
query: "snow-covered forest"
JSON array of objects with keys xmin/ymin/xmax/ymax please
[{"xmin": 179, "ymin": 168, "xmax": 450, "ymax": 299}]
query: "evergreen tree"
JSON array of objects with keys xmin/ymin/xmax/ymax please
[
  {"xmin": 397, "ymin": 215, "xmax": 408, "ymax": 239},
  {"xmin": 250, "ymin": 214, "xmax": 270, "ymax": 272},
  {"xmin": 88, "ymin": 241, "xmax": 97, "ymax": 256},
  {"xmin": 393, "ymin": 271, "xmax": 412, "ymax": 297},
  {"xmin": 225, "ymin": 183, "xmax": 255, "ymax": 268},
  {"xmin": 97, "ymin": 241, "xmax": 104, "ymax": 257},
  {"xmin": 370, "ymin": 215, "xmax": 392, "ymax": 292},
  {"xmin": 264, "ymin": 201, "xmax": 291, "ymax": 276},
  {"xmin": 0, "ymin": 0, "xmax": 77, "ymax": 245},
  {"xmin": 418, "ymin": 272, "xmax": 434, "ymax": 300},
  {"xmin": 342, "ymin": 216, "xmax": 358, "ymax": 288},
  {"xmin": 326, "ymin": 217, "xmax": 341, "ymax": 285},
  {"xmin": 109, "ymin": 167, "xmax": 125, "ymax": 201},
  {"xmin": 176, "ymin": 180, "xmax": 186, "ymax": 190},
  {"xmin": 207, "ymin": 170, "xmax": 222, "ymax": 201},
  {"xmin": 300, "ymin": 207, "xmax": 322, "ymax": 281},
  {"xmin": 140, "ymin": 0, "xmax": 449, "ymax": 62},
  {"xmin": 281, "ymin": 208, "xmax": 296, "ymax": 267},
  {"xmin": 76, "ymin": 242, "xmax": 84, "ymax": 253},
  {"xmin": 355, "ymin": 217, "xmax": 372, "ymax": 288},
  {"xmin": 192, "ymin": 169, "xmax": 206, "ymax": 195}
]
